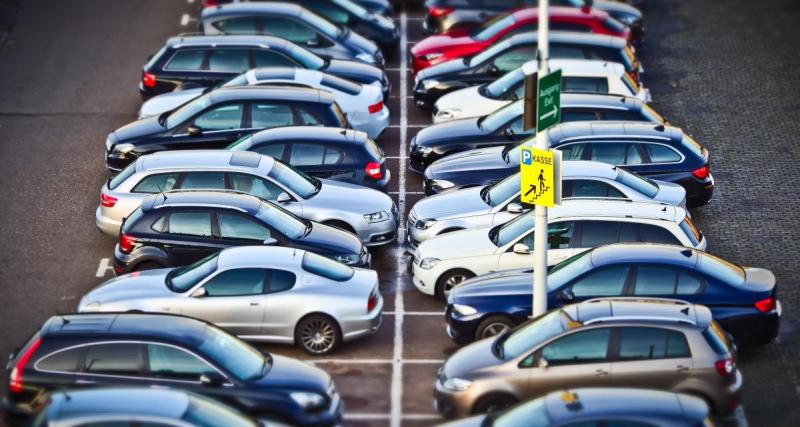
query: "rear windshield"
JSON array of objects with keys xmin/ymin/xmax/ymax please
[
  {"xmin": 682, "ymin": 134, "xmax": 705, "ymax": 158},
  {"xmin": 285, "ymin": 43, "xmax": 325, "ymax": 70},
  {"xmin": 485, "ymin": 68, "xmax": 525, "ymax": 99},
  {"xmin": 679, "ymin": 217, "xmax": 702, "ymax": 246},
  {"xmin": 121, "ymin": 207, "xmax": 145, "ymax": 233},
  {"xmin": 614, "ymin": 168, "xmax": 659, "ymax": 198},
  {"xmin": 703, "ymin": 320, "xmax": 733, "ymax": 355},
  {"xmin": 364, "ymin": 137, "xmax": 383, "ymax": 160},
  {"xmin": 697, "ymin": 252, "xmax": 746, "ymax": 286},
  {"xmin": 321, "ymin": 74, "xmax": 362, "ymax": 95},
  {"xmin": 642, "ymin": 103, "xmax": 665, "ymax": 124},
  {"xmin": 302, "ymin": 251, "xmax": 355, "ymax": 281},
  {"xmin": 227, "ymin": 135, "xmax": 253, "ymax": 151},
  {"xmin": 167, "ymin": 253, "xmax": 220, "ymax": 292},
  {"xmin": 145, "ymin": 45, "xmax": 168, "ymax": 71},
  {"xmin": 109, "ymin": 163, "xmax": 137, "ymax": 190}
]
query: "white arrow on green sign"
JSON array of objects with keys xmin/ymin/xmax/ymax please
[{"xmin": 536, "ymin": 69, "xmax": 562, "ymax": 132}]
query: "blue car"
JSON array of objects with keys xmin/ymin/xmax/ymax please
[{"xmin": 446, "ymin": 243, "xmax": 780, "ymax": 346}]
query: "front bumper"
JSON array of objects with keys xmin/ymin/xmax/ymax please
[
  {"xmin": 411, "ymin": 260, "xmax": 438, "ymax": 296},
  {"xmin": 95, "ymin": 206, "xmax": 122, "ymax": 237},
  {"xmin": 445, "ymin": 306, "xmax": 480, "ymax": 346},
  {"xmin": 433, "ymin": 376, "xmax": 474, "ymax": 419},
  {"xmin": 358, "ymin": 204, "xmax": 400, "ymax": 247}
]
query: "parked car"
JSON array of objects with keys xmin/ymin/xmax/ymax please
[
  {"xmin": 228, "ymin": 126, "xmax": 390, "ymax": 189},
  {"xmin": 201, "ymin": 3, "xmax": 384, "ymax": 67},
  {"xmin": 111, "ymin": 191, "xmax": 370, "ymax": 273},
  {"xmin": 28, "ymin": 388, "xmax": 269, "ymax": 427},
  {"xmin": 98, "ymin": 151, "xmax": 398, "ymax": 246},
  {"xmin": 3, "ymin": 313, "xmax": 343, "ymax": 426},
  {"xmin": 139, "ymin": 34, "xmax": 389, "ymax": 98},
  {"xmin": 409, "ymin": 160, "xmax": 687, "ymax": 247},
  {"xmin": 107, "ymin": 86, "xmax": 349, "ymax": 173},
  {"xmin": 422, "ymin": 0, "xmax": 642, "ymax": 40},
  {"xmin": 204, "ymin": 0, "xmax": 395, "ymax": 16},
  {"xmin": 434, "ymin": 299, "xmax": 742, "ymax": 418},
  {"xmin": 424, "ymin": 122, "xmax": 714, "ymax": 207},
  {"xmin": 139, "ymin": 67, "xmax": 389, "ymax": 139},
  {"xmin": 80, "ymin": 246, "xmax": 382, "ymax": 354},
  {"xmin": 447, "ymin": 243, "xmax": 780, "ymax": 345},
  {"xmin": 412, "ymin": 6, "xmax": 631, "ymax": 73},
  {"xmin": 433, "ymin": 59, "xmax": 652, "ymax": 123},
  {"xmin": 411, "ymin": 198, "xmax": 705, "ymax": 299},
  {"xmin": 413, "ymin": 32, "xmax": 640, "ymax": 108},
  {"xmin": 439, "ymin": 388, "xmax": 712, "ymax": 427}
]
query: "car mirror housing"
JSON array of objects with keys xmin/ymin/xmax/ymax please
[
  {"xmin": 560, "ymin": 288, "xmax": 575, "ymax": 302},
  {"xmin": 513, "ymin": 243, "xmax": 530, "ymax": 255},
  {"xmin": 507, "ymin": 203, "xmax": 523, "ymax": 214},
  {"xmin": 191, "ymin": 287, "xmax": 207, "ymax": 298},
  {"xmin": 263, "ymin": 237, "xmax": 278, "ymax": 246},
  {"xmin": 307, "ymin": 37, "xmax": 320, "ymax": 48},
  {"xmin": 276, "ymin": 192, "xmax": 292, "ymax": 203},
  {"xmin": 199, "ymin": 371, "xmax": 225, "ymax": 387},
  {"xmin": 187, "ymin": 125, "xmax": 203, "ymax": 137},
  {"xmin": 537, "ymin": 357, "xmax": 549, "ymax": 369}
]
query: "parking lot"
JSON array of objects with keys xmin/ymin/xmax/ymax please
[{"xmin": 1, "ymin": 0, "xmax": 800, "ymax": 425}]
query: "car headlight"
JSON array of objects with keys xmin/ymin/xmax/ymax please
[
  {"xmin": 112, "ymin": 143, "xmax": 136, "ymax": 155},
  {"xmin": 413, "ymin": 145, "xmax": 434, "ymax": 155},
  {"xmin": 364, "ymin": 211, "xmax": 390, "ymax": 223},
  {"xmin": 431, "ymin": 179, "xmax": 454, "ymax": 190},
  {"xmin": 356, "ymin": 52, "xmax": 377, "ymax": 64},
  {"xmin": 289, "ymin": 392, "xmax": 326, "ymax": 410},
  {"xmin": 333, "ymin": 254, "xmax": 361, "ymax": 265},
  {"xmin": 105, "ymin": 135, "xmax": 114, "ymax": 151},
  {"xmin": 452, "ymin": 304, "xmax": 477, "ymax": 316},
  {"xmin": 436, "ymin": 109, "xmax": 461, "ymax": 120},
  {"xmin": 421, "ymin": 52, "xmax": 443, "ymax": 62},
  {"xmin": 443, "ymin": 377, "xmax": 472, "ymax": 392},
  {"xmin": 422, "ymin": 79, "xmax": 440, "ymax": 90},
  {"xmin": 414, "ymin": 218, "xmax": 437, "ymax": 229},
  {"xmin": 419, "ymin": 257, "xmax": 440, "ymax": 270}
]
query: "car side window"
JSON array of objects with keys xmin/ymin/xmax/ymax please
[
  {"xmin": 635, "ymin": 223, "xmax": 681, "ymax": 245},
  {"xmin": 618, "ymin": 327, "xmax": 691, "ymax": 360},
  {"xmin": 261, "ymin": 17, "xmax": 318, "ymax": 45},
  {"xmin": 517, "ymin": 222, "xmax": 575, "ymax": 250},
  {"xmin": 603, "ymin": 110, "xmax": 641, "ymax": 121},
  {"xmin": 218, "ymin": 213, "xmax": 271, "ymax": 241},
  {"xmin": 167, "ymin": 212, "xmax": 212, "ymax": 237},
  {"xmin": 165, "ymin": 49, "xmax": 206, "ymax": 71},
  {"xmin": 177, "ymin": 172, "xmax": 226, "ymax": 190},
  {"xmin": 632, "ymin": 266, "xmax": 679, "ymax": 295},
  {"xmin": 540, "ymin": 328, "xmax": 611, "ymax": 365},
  {"xmin": 291, "ymin": 143, "xmax": 326, "ymax": 166},
  {"xmin": 589, "ymin": 143, "xmax": 628, "ymax": 164},
  {"xmin": 558, "ymin": 143, "xmax": 585, "ymax": 160},
  {"xmin": 677, "ymin": 272, "xmax": 703, "ymax": 294},
  {"xmin": 207, "ymin": 49, "xmax": 250, "ymax": 73},
  {"xmin": 252, "ymin": 143, "xmax": 286, "ymax": 160},
  {"xmin": 565, "ymin": 179, "xmax": 625, "ymax": 198},
  {"xmin": 646, "ymin": 144, "xmax": 682, "ymax": 163},
  {"xmin": 493, "ymin": 46, "xmax": 536, "ymax": 73},
  {"xmin": 83, "ymin": 343, "xmax": 141, "ymax": 376},
  {"xmin": 507, "ymin": 117, "xmax": 535, "ymax": 136},
  {"xmin": 562, "ymin": 77, "xmax": 609, "ymax": 94},
  {"xmin": 561, "ymin": 110, "xmax": 600, "ymax": 122},
  {"xmin": 251, "ymin": 103, "xmax": 294, "ymax": 129},
  {"xmin": 252, "ymin": 50, "xmax": 297, "ymax": 68},
  {"xmin": 549, "ymin": 44, "xmax": 586, "ymax": 59},
  {"xmin": 230, "ymin": 173, "xmax": 284, "ymax": 200},
  {"xmin": 551, "ymin": 22, "xmax": 592, "ymax": 32},
  {"xmin": 146, "ymin": 344, "xmax": 215, "ymax": 381},
  {"xmin": 203, "ymin": 268, "xmax": 266, "ymax": 296},
  {"xmin": 266, "ymin": 269, "xmax": 297, "ymax": 294},
  {"xmin": 212, "ymin": 16, "xmax": 259, "ymax": 34},
  {"xmin": 193, "ymin": 104, "xmax": 244, "ymax": 130},
  {"xmin": 132, "ymin": 173, "xmax": 180, "ymax": 193},
  {"xmin": 324, "ymin": 146, "xmax": 346, "ymax": 165},
  {"xmin": 36, "ymin": 347, "xmax": 83, "ymax": 373},
  {"xmin": 570, "ymin": 266, "xmax": 630, "ymax": 297},
  {"xmin": 295, "ymin": 104, "xmax": 330, "ymax": 126},
  {"xmin": 577, "ymin": 221, "xmax": 622, "ymax": 247}
]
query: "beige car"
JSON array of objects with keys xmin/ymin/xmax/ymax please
[{"xmin": 434, "ymin": 298, "xmax": 742, "ymax": 419}]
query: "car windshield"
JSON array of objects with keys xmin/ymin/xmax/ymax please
[
  {"xmin": 255, "ymin": 202, "xmax": 308, "ymax": 239},
  {"xmin": 198, "ymin": 325, "xmax": 269, "ymax": 382},
  {"xmin": 221, "ymin": 73, "xmax": 249, "ymax": 88},
  {"xmin": 332, "ymin": 0, "xmax": 369, "ymax": 19},
  {"xmin": 614, "ymin": 167, "xmax": 659, "ymax": 198},
  {"xmin": 492, "ymin": 397, "xmax": 550, "ymax": 427},
  {"xmin": 166, "ymin": 253, "xmax": 219, "ymax": 293},
  {"xmin": 307, "ymin": 10, "xmax": 343, "ymax": 39},
  {"xmin": 165, "ymin": 94, "xmax": 212, "ymax": 128},
  {"xmin": 226, "ymin": 134, "xmax": 253, "ymax": 151},
  {"xmin": 182, "ymin": 394, "xmax": 258, "ymax": 427},
  {"xmin": 108, "ymin": 162, "xmax": 137, "ymax": 190},
  {"xmin": 285, "ymin": 43, "xmax": 326, "ymax": 70},
  {"xmin": 485, "ymin": 68, "xmax": 524, "ymax": 99},
  {"xmin": 547, "ymin": 250, "xmax": 593, "ymax": 289},
  {"xmin": 302, "ymin": 251, "xmax": 355, "ymax": 281},
  {"xmin": 472, "ymin": 13, "xmax": 516, "ymax": 41},
  {"xmin": 267, "ymin": 161, "xmax": 320, "ymax": 198},
  {"xmin": 697, "ymin": 252, "xmax": 746, "ymax": 286},
  {"xmin": 500, "ymin": 309, "xmax": 571, "ymax": 360},
  {"xmin": 502, "ymin": 138, "xmax": 534, "ymax": 164},
  {"xmin": 483, "ymin": 173, "xmax": 520, "ymax": 207},
  {"xmin": 467, "ymin": 40, "xmax": 511, "ymax": 66},
  {"xmin": 480, "ymin": 100, "xmax": 523, "ymax": 131},
  {"xmin": 490, "ymin": 211, "xmax": 533, "ymax": 247}
]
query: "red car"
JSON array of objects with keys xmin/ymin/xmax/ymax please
[{"xmin": 411, "ymin": 6, "xmax": 631, "ymax": 74}]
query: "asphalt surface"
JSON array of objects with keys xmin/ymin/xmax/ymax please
[{"xmin": 0, "ymin": 0, "xmax": 799, "ymax": 426}]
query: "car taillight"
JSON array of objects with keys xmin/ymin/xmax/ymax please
[
  {"xmin": 429, "ymin": 7, "xmax": 454, "ymax": 17},
  {"xmin": 203, "ymin": 0, "xmax": 219, "ymax": 7},
  {"xmin": 365, "ymin": 161, "xmax": 382, "ymax": 180},
  {"xmin": 142, "ymin": 72, "xmax": 156, "ymax": 88},
  {"xmin": 368, "ymin": 101, "xmax": 383, "ymax": 114},
  {"xmin": 714, "ymin": 358, "xmax": 735, "ymax": 377},
  {"xmin": 367, "ymin": 292, "xmax": 378, "ymax": 312},
  {"xmin": 9, "ymin": 337, "xmax": 41, "ymax": 394},
  {"xmin": 691, "ymin": 165, "xmax": 710, "ymax": 180},
  {"xmin": 755, "ymin": 296, "xmax": 776, "ymax": 313},
  {"xmin": 100, "ymin": 193, "xmax": 118, "ymax": 208},
  {"xmin": 119, "ymin": 233, "xmax": 136, "ymax": 254}
]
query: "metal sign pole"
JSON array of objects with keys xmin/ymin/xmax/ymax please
[{"xmin": 533, "ymin": 0, "xmax": 549, "ymax": 317}]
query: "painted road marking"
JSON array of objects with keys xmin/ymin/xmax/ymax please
[
  {"xmin": 180, "ymin": 13, "xmax": 196, "ymax": 26},
  {"xmin": 95, "ymin": 258, "xmax": 113, "ymax": 277}
]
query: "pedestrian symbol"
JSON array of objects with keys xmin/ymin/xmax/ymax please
[{"xmin": 520, "ymin": 146, "xmax": 560, "ymax": 207}]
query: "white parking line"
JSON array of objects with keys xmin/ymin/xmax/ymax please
[
  {"xmin": 389, "ymin": 191, "xmax": 424, "ymax": 195},
  {"xmin": 95, "ymin": 258, "xmax": 113, "ymax": 277},
  {"xmin": 388, "ymin": 124, "xmax": 426, "ymax": 128},
  {"xmin": 308, "ymin": 358, "xmax": 444, "ymax": 365},
  {"xmin": 385, "ymin": 311, "xmax": 443, "ymax": 315},
  {"xmin": 345, "ymin": 413, "xmax": 439, "ymax": 420}
]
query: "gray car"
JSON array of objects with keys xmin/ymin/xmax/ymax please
[
  {"xmin": 96, "ymin": 150, "xmax": 399, "ymax": 246},
  {"xmin": 79, "ymin": 246, "xmax": 383, "ymax": 355}
]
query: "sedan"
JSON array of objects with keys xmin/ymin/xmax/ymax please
[
  {"xmin": 446, "ymin": 243, "xmax": 780, "ymax": 345},
  {"xmin": 138, "ymin": 67, "xmax": 389, "ymax": 139},
  {"xmin": 81, "ymin": 246, "xmax": 382, "ymax": 355}
]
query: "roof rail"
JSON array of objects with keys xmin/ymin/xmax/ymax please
[
  {"xmin": 584, "ymin": 315, "xmax": 696, "ymax": 326},
  {"xmin": 176, "ymin": 32, "xmax": 205, "ymax": 38},
  {"xmin": 584, "ymin": 297, "xmax": 691, "ymax": 305}
]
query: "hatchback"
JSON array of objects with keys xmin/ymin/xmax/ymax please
[
  {"xmin": 447, "ymin": 243, "xmax": 780, "ymax": 345},
  {"xmin": 112, "ymin": 191, "xmax": 370, "ymax": 273},
  {"xmin": 106, "ymin": 86, "xmax": 348, "ymax": 172},
  {"xmin": 228, "ymin": 126, "xmax": 390, "ymax": 189},
  {"xmin": 81, "ymin": 246, "xmax": 383, "ymax": 354},
  {"xmin": 3, "ymin": 313, "xmax": 343, "ymax": 426},
  {"xmin": 201, "ymin": 3, "xmax": 384, "ymax": 67},
  {"xmin": 434, "ymin": 299, "xmax": 742, "ymax": 418}
]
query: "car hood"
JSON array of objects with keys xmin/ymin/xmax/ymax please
[
  {"xmin": 428, "ymin": 146, "xmax": 507, "ymax": 176},
  {"xmin": 414, "ymin": 116, "xmax": 484, "ymax": 147},
  {"xmin": 452, "ymin": 270, "xmax": 532, "ymax": 301},
  {"xmin": 411, "ymin": 186, "xmax": 490, "ymax": 220},
  {"xmin": 435, "ymin": 86, "xmax": 508, "ymax": 120},
  {"xmin": 654, "ymin": 180, "xmax": 687, "ymax": 206},
  {"xmin": 314, "ymin": 179, "xmax": 394, "ymax": 213},
  {"xmin": 417, "ymin": 57, "xmax": 468, "ymax": 80},
  {"xmin": 343, "ymin": 30, "xmax": 380, "ymax": 55},
  {"xmin": 412, "ymin": 33, "xmax": 477, "ymax": 55},
  {"xmin": 324, "ymin": 59, "xmax": 384, "ymax": 85},
  {"xmin": 255, "ymin": 354, "xmax": 330, "ymax": 393},
  {"xmin": 743, "ymin": 267, "xmax": 776, "ymax": 293},
  {"xmin": 417, "ymin": 228, "xmax": 495, "ymax": 260},
  {"xmin": 80, "ymin": 269, "xmax": 175, "ymax": 306},
  {"xmin": 443, "ymin": 337, "xmax": 501, "ymax": 379},
  {"xmin": 302, "ymin": 222, "xmax": 364, "ymax": 255},
  {"xmin": 138, "ymin": 88, "xmax": 205, "ymax": 118},
  {"xmin": 112, "ymin": 115, "xmax": 167, "ymax": 143}
]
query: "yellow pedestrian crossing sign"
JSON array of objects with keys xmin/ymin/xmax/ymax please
[{"xmin": 520, "ymin": 146, "xmax": 562, "ymax": 207}]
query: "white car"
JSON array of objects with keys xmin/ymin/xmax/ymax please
[
  {"xmin": 411, "ymin": 198, "xmax": 706, "ymax": 300},
  {"xmin": 433, "ymin": 59, "xmax": 651, "ymax": 123},
  {"xmin": 138, "ymin": 67, "xmax": 390, "ymax": 139},
  {"xmin": 408, "ymin": 160, "xmax": 687, "ymax": 247}
]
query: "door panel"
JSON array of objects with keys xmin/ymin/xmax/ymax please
[{"xmin": 610, "ymin": 327, "xmax": 694, "ymax": 391}]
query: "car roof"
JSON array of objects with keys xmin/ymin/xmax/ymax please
[
  {"xmin": 47, "ymin": 388, "xmax": 190, "ymax": 420},
  {"xmin": 246, "ymin": 67, "xmax": 302, "ymax": 81},
  {"xmin": 544, "ymin": 388, "xmax": 692, "ymax": 422},
  {"xmin": 137, "ymin": 150, "xmax": 273, "ymax": 175},
  {"xmin": 250, "ymin": 126, "xmax": 368, "ymax": 145},
  {"xmin": 202, "ymin": 2, "xmax": 306, "ymax": 19},
  {"xmin": 142, "ymin": 190, "xmax": 264, "ymax": 214},
  {"xmin": 515, "ymin": 6, "xmax": 609, "ymax": 21},
  {"xmin": 506, "ymin": 31, "xmax": 627, "ymax": 49},
  {"xmin": 562, "ymin": 298, "xmax": 712, "ymax": 330},
  {"xmin": 560, "ymin": 93, "xmax": 644, "ymax": 111},
  {"xmin": 41, "ymin": 313, "xmax": 210, "ymax": 346},
  {"xmin": 589, "ymin": 243, "xmax": 700, "ymax": 270},
  {"xmin": 548, "ymin": 198, "xmax": 684, "ymax": 223},
  {"xmin": 217, "ymin": 246, "xmax": 305, "ymax": 270},
  {"xmin": 166, "ymin": 34, "xmax": 289, "ymax": 49},
  {"xmin": 560, "ymin": 160, "xmax": 623, "ymax": 179},
  {"xmin": 547, "ymin": 121, "xmax": 683, "ymax": 145},
  {"xmin": 208, "ymin": 85, "xmax": 334, "ymax": 104},
  {"xmin": 549, "ymin": 59, "xmax": 625, "ymax": 77}
]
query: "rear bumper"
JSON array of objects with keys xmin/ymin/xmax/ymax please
[
  {"xmin": 719, "ymin": 308, "xmax": 781, "ymax": 344},
  {"xmin": 341, "ymin": 297, "xmax": 384, "ymax": 342},
  {"xmin": 349, "ymin": 107, "xmax": 390, "ymax": 140},
  {"xmin": 95, "ymin": 206, "xmax": 122, "ymax": 237}
]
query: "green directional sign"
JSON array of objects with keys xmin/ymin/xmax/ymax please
[{"xmin": 536, "ymin": 69, "xmax": 562, "ymax": 132}]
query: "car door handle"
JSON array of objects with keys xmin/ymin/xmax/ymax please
[
  {"xmin": 594, "ymin": 369, "xmax": 609, "ymax": 377},
  {"xmin": 676, "ymin": 365, "xmax": 690, "ymax": 372},
  {"xmin": 249, "ymin": 301, "xmax": 260, "ymax": 306}
]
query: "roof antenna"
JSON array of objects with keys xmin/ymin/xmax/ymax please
[{"xmin": 55, "ymin": 308, "xmax": 70, "ymax": 325}]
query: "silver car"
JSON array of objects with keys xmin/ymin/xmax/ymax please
[
  {"xmin": 78, "ymin": 246, "xmax": 383, "ymax": 355},
  {"xmin": 96, "ymin": 150, "xmax": 399, "ymax": 246},
  {"xmin": 408, "ymin": 160, "xmax": 686, "ymax": 247}
]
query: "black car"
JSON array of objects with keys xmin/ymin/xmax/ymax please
[
  {"xmin": 204, "ymin": 0, "xmax": 395, "ymax": 16},
  {"xmin": 424, "ymin": 121, "xmax": 714, "ymax": 207},
  {"xmin": 114, "ymin": 191, "xmax": 369, "ymax": 273},
  {"xmin": 3, "ymin": 313, "xmax": 343, "ymax": 426},
  {"xmin": 446, "ymin": 243, "xmax": 780, "ymax": 345},
  {"xmin": 228, "ymin": 126, "xmax": 390, "ymax": 189},
  {"xmin": 107, "ymin": 86, "xmax": 349, "ymax": 172},
  {"xmin": 413, "ymin": 32, "xmax": 639, "ymax": 109},
  {"xmin": 139, "ymin": 34, "xmax": 389, "ymax": 98},
  {"xmin": 411, "ymin": 94, "xmax": 664, "ymax": 171},
  {"xmin": 423, "ymin": 0, "xmax": 642, "ymax": 40}
]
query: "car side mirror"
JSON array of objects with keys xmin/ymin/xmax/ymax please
[
  {"xmin": 507, "ymin": 203, "xmax": 523, "ymax": 214},
  {"xmin": 513, "ymin": 243, "xmax": 530, "ymax": 255},
  {"xmin": 503, "ymin": 127, "xmax": 515, "ymax": 140},
  {"xmin": 276, "ymin": 192, "xmax": 292, "ymax": 203},
  {"xmin": 560, "ymin": 288, "xmax": 575, "ymax": 302},
  {"xmin": 306, "ymin": 37, "xmax": 320, "ymax": 48},
  {"xmin": 488, "ymin": 64, "xmax": 501, "ymax": 77},
  {"xmin": 199, "ymin": 371, "xmax": 225, "ymax": 387},
  {"xmin": 187, "ymin": 125, "xmax": 203, "ymax": 137},
  {"xmin": 262, "ymin": 237, "xmax": 277, "ymax": 246},
  {"xmin": 537, "ymin": 357, "xmax": 549, "ymax": 369},
  {"xmin": 190, "ymin": 287, "xmax": 206, "ymax": 298}
]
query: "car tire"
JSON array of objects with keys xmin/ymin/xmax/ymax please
[
  {"xmin": 296, "ymin": 314, "xmax": 341, "ymax": 355},
  {"xmin": 133, "ymin": 261, "xmax": 162, "ymax": 272},
  {"xmin": 472, "ymin": 393, "xmax": 517, "ymax": 415},
  {"xmin": 435, "ymin": 269, "xmax": 475, "ymax": 302},
  {"xmin": 475, "ymin": 315, "xmax": 516, "ymax": 341}
]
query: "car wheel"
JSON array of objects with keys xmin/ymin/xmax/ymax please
[
  {"xmin": 435, "ymin": 269, "xmax": 475, "ymax": 302},
  {"xmin": 133, "ymin": 261, "xmax": 162, "ymax": 272},
  {"xmin": 473, "ymin": 393, "xmax": 517, "ymax": 415},
  {"xmin": 296, "ymin": 314, "xmax": 341, "ymax": 355},
  {"xmin": 475, "ymin": 315, "xmax": 516, "ymax": 341}
]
